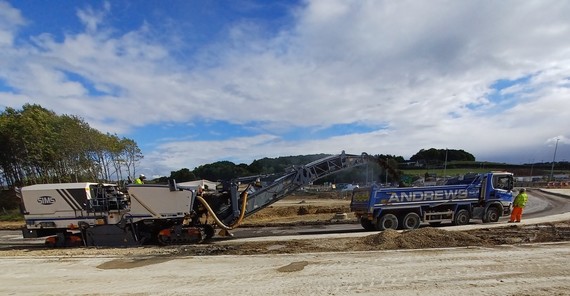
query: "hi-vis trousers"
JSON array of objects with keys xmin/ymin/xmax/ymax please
[{"xmin": 509, "ymin": 206, "xmax": 524, "ymax": 222}]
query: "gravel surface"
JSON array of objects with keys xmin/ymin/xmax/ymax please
[{"xmin": 1, "ymin": 242, "xmax": 569, "ymax": 295}]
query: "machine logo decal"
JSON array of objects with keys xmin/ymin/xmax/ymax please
[
  {"xmin": 37, "ymin": 196, "xmax": 56, "ymax": 205},
  {"xmin": 56, "ymin": 189, "xmax": 82, "ymax": 210}
]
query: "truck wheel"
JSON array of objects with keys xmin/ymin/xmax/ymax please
[
  {"xmin": 360, "ymin": 217, "xmax": 376, "ymax": 231},
  {"xmin": 376, "ymin": 214, "xmax": 398, "ymax": 231},
  {"xmin": 484, "ymin": 207, "xmax": 500, "ymax": 223},
  {"xmin": 401, "ymin": 212, "xmax": 421, "ymax": 230},
  {"xmin": 453, "ymin": 209, "xmax": 470, "ymax": 226}
]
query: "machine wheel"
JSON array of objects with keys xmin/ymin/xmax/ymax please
[
  {"xmin": 157, "ymin": 234, "xmax": 171, "ymax": 245},
  {"xmin": 204, "ymin": 224, "xmax": 215, "ymax": 239},
  {"xmin": 401, "ymin": 212, "xmax": 421, "ymax": 230},
  {"xmin": 360, "ymin": 217, "xmax": 376, "ymax": 231},
  {"xmin": 376, "ymin": 214, "xmax": 398, "ymax": 231},
  {"xmin": 484, "ymin": 207, "xmax": 501, "ymax": 223},
  {"xmin": 453, "ymin": 209, "xmax": 470, "ymax": 226}
]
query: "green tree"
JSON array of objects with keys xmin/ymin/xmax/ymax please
[
  {"xmin": 121, "ymin": 138, "xmax": 143, "ymax": 181},
  {"xmin": 410, "ymin": 148, "xmax": 475, "ymax": 164},
  {"xmin": 0, "ymin": 104, "xmax": 143, "ymax": 186},
  {"xmin": 170, "ymin": 168, "xmax": 197, "ymax": 183},
  {"xmin": 193, "ymin": 161, "xmax": 252, "ymax": 181}
]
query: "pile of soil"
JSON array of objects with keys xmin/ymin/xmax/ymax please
[
  {"xmin": 173, "ymin": 221, "xmax": 570, "ymax": 256},
  {"xmin": 289, "ymin": 191, "xmax": 344, "ymax": 199},
  {"xmin": 361, "ymin": 228, "xmax": 485, "ymax": 249},
  {"xmin": 240, "ymin": 198, "xmax": 355, "ymax": 226},
  {"xmin": 246, "ymin": 204, "xmax": 348, "ymax": 219},
  {"xmin": 0, "ymin": 221, "xmax": 24, "ymax": 230},
  {"xmin": 466, "ymin": 222, "xmax": 570, "ymax": 244}
]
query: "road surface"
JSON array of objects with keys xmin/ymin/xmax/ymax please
[
  {"xmin": 0, "ymin": 242, "xmax": 569, "ymax": 295},
  {"xmin": 0, "ymin": 189, "xmax": 569, "ymax": 295}
]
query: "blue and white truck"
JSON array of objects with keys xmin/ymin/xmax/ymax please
[{"xmin": 350, "ymin": 172, "xmax": 514, "ymax": 230}]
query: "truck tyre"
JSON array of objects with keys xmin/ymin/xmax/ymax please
[
  {"xmin": 376, "ymin": 214, "xmax": 398, "ymax": 231},
  {"xmin": 453, "ymin": 209, "xmax": 470, "ymax": 226},
  {"xmin": 484, "ymin": 207, "xmax": 500, "ymax": 223},
  {"xmin": 360, "ymin": 217, "xmax": 376, "ymax": 231},
  {"xmin": 401, "ymin": 212, "xmax": 421, "ymax": 230}
]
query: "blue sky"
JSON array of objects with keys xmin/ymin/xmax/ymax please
[{"xmin": 1, "ymin": 0, "xmax": 570, "ymax": 178}]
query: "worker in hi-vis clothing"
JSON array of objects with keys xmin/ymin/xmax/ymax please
[
  {"xmin": 509, "ymin": 188, "xmax": 528, "ymax": 223},
  {"xmin": 134, "ymin": 174, "xmax": 146, "ymax": 184}
]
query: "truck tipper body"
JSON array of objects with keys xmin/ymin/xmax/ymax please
[{"xmin": 350, "ymin": 172, "xmax": 514, "ymax": 230}]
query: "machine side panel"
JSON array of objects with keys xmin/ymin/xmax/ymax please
[
  {"xmin": 128, "ymin": 185, "xmax": 194, "ymax": 219},
  {"xmin": 66, "ymin": 188, "xmax": 89, "ymax": 209},
  {"xmin": 21, "ymin": 188, "xmax": 83, "ymax": 216}
]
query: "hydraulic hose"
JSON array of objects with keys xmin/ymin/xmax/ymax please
[{"xmin": 196, "ymin": 187, "xmax": 249, "ymax": 231}]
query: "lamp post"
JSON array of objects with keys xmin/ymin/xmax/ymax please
[
  {"xmin": 529, "ymin": 160, "xmax": 534, "ymax": 180},
  {"xmin": 550, "ymin": 138, "xmax": 560, "ymax": 182},
  {"xmin": 443, "ymin": 148, "xmax": 448, "ymax": 182},
  {"xmin": 385, "ymin": 158, "xmax": 388, "ymax": 185}
]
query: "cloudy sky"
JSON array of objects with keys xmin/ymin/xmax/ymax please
[{"xmin": 1, "ymin": 0, "xmax": 569, "ymax": 177}]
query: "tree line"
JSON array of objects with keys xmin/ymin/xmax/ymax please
[
  {"xmin": 166, "ymin": 149, "xmax": 476, "ymax": 185},
  {"xmin": 165, "ymin": 153, "xmax": 406, "ymax": 185},
  {"xmin": 0, "ymin": 104, "xmax": 143, "ymax": 187}
]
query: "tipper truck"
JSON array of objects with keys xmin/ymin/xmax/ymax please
[{"xmin": 351, "ymin": 172, "xmax": 514, "ymax": 230}]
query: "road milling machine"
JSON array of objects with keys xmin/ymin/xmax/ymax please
[{"xmin": 17, "ymin": 151, "xmax": 368, "ymax": 247}]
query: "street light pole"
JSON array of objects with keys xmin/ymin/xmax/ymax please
[
  {"xmin": 529, "ymin": 160, "xmax": 534, "ymax": 180},
  {"xmin": 550, "ymin": 138, "xmax": 560, "ymax": 182},
  {"xmin": 443, "ymin": 148, "xmax": 448, "ymax": 182},
  {"xmin": 385, "ymin": 158, "xmax": 388, "ymax": 185}
]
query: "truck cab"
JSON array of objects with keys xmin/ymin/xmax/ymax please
[{"xmin": 475, "ymin": 172, "xmax": 514, "ymax": 222}]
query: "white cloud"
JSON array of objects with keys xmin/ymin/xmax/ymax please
[
  {"xmin": 1, "ymin": 0, "xmax": 570, "ymax": 175},
  {"xmin": 76, "ymin": 3, "xmax": 108, "ymax": 33},
  {"xmin": 0, "ymin": 1, "xmax": 25, "ymax": 46},
  {"xmin": 143, "ymin": 134, "xmax": 282, "ymax": 175}
]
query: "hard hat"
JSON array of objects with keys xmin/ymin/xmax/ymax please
[{"xmin": 139, "ymin": 174, "xmax": 146, "ymax": 178}]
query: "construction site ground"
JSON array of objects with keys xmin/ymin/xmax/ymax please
[
  {"xmin": 0, "ymin": 189, "xmax": 569, "ymax": 295},
  {"xmin": 1, "ymin": 189, "xmax": 570, "ymax": 256}
]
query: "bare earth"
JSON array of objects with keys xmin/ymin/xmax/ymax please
[{"xmin": 1, "ymin": 192, "xmax": 569, "ymax": 295}]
